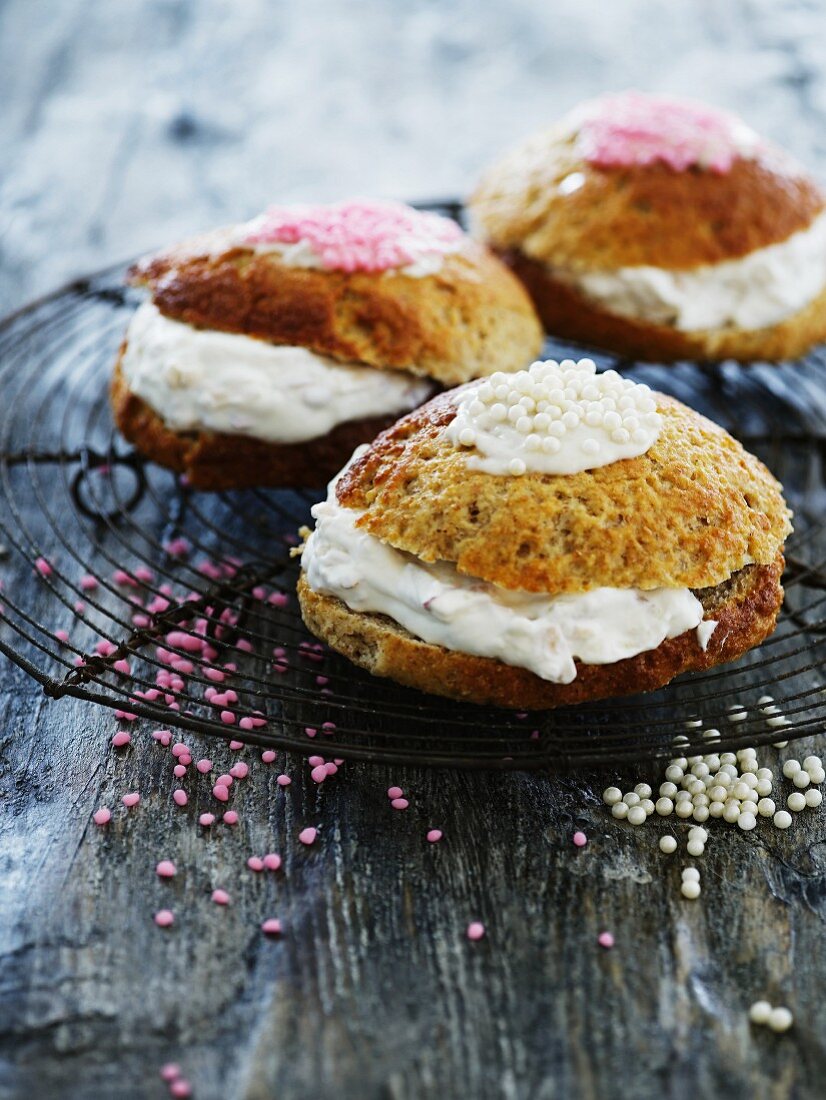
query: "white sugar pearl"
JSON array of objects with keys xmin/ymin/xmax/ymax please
[
  {"xmin": 738, "ymin": 812, "xmax": 757, "ymax": 831},
  {"xmin": 728, "ymin": 705, "xmax": 747, "ymax": 722},
  {"xmin": 612, "ymin": 802, "xmax": 629, "ymax": 820},
  {"xmin": 681, "ymin": 868, "xmax": 700, "ymax": 882},
  {"xmin": 581, "ymin": 438, "xmax": 599, "ymax": 455},
  {"xmin": 809, "ymin": 767, "xmax": 825, "ymax": 784},
  {"xmin": 767, "ymin": 1007, "xmax": 794, "ymax": 1033},
  {"xmin": 787, "ymin": 792, "xmax": 806, "ymax": 812},
  {"xmin": 627, "ymin": 806, "xmax": 647, "ymax": 826},
  {"xmin": 692, "ymin": 806, "xmax": 710, "ymax": 823},
  {"xmin": 665, "ymin": 765, "xmax": 684, "ymax": 782},
  {"xmin": 768, "ymin": 716, "xmax": 790, "ymax": 729},
  {"xmin": 602, "ymin": 787, "xmax": 622, "ymax": 806},
  {"xmin": 709, "ymin": 786, "xmax": 728, "ymax": 802},
  {"xmin": 687, "ymin": 839, "xmax": 705, "ymax": 856},
  {"xmin": 623, "ymin": 792, "xmax": 640, "ymax": 806},
  {"xmin": 704, "ymin": 754, "xmax": 721, "ymax": 771},
  {"xmin": 805, "ymin": 788, "xmax": 822, "ymax": 808},
  {"xmin": 740, "ymin": 772, "xmax": 758, "ymax": 788},
  {"xmin": 803, "ymin": 755, "xmax": 822, "ymax": 773},
  {"xmin": 793, "ymin": 771, "xmax": 811, "ymax": 789},
  {"xmin": 656, "ymin": 797, "xmax": 674, "ymax": 816},
  {"xmin": 691, "ymin": 763, "xmax": 709, "ymax": 779},
  {"xmin": 640, "ymin": 799, "xmax": 655, "ymax": 816},
  {"xmin": 507, "ymin": 458, "xmax": 527, "ymax": 476},
  {"xmin": 755, "ymin": 779, "xmax": 773, "ymax": 797},
  {"xmin": 659, "ymin": 782, "xmax": 678, "ymax": 798},
  {"xmin": 758, "ymin": 695, "xmax": 774, "ymax": 706},
  {"xmin": 659, "ymin": 835, "xmax": 678, "ymax": 853},
  {"xmin": 540, "ymin": 437, "xmax": 561, "ymax": 454},
  {"xmin": 681, "ymin": 880, "xmax": 701, "ymax": 899},
  {"xmin": 692, "ymin": 794, "xmax": 709, "ymax": 808},
  {"xmin": 758, "ymin": 798, "xmax": 776, "ymax": 817},
  {"xmin": 671, "ymin": 756, "xmax": 689, "ymax": 769},
  {"xmin": 732, "ymin": 782, "xmax": 751, "ymax": 801},
  {"xmin": 723, "ymin": 803, "xmax": 741, "ymax": 823},
  {"xmin": 489, "ymin": 402, "xmax": 507, "ymax": 422},
  {"xmin": 675, "ymin": 790, "xmax": 692, "ymax": 803},
  {"xmin": 720, "ymin": 753, "xmax": 737, "ymax": 766},
  {"xmin": 757, "ymin": 767, "xmax": 773, "ymax": 781},
  {"xmin": 714, "ymin": 773, "xmax": 732, "ymax": 789},
  {"xmin": 782, "ymin": 760, "xmax": 801, "ymax": 779},
  {"xmin": 458, "ymin": 428, "xmax": 477, "ymax": 447},
  {"xmin": 709, "ymin": 801, "xmax": 725, "ymax": 818},
  {"xmin": 749, "ymin": 1001, "xmax": 772, "ymax": 1025},
  {"xmin": 675, "ymin": 801, "xmax": 694, "ymax": 819},
  {"xmin": 515, "ymin": 416, "xmax": 532, "ymax": 435},
  {"xmin": 634, "ymin": 783, "xmax": 652, "ymax": 799},
  {"xmin": 688, "ymin": 826, "xmax": 708, "ymax": 840},
  {"xmin": 773, "ymin": 810, "xmax": 792, "ymax": 829},
  {"xmin": 740, "ymin": 800, "xmax": 758, "ymax": 816}
]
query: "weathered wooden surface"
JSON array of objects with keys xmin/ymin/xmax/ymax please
[{"xmin": 2, "ymin": 2, "xmax": 826, "ymax": 1099}]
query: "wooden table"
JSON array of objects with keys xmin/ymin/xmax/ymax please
[{"xmin": 2, "ymin": 2, "xmax": 826, "ymax": 1097}]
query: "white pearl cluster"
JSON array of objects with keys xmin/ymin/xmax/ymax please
[
  {"xmin": 447, "ymin": 358, "xmax": 662, "ymax": 476},
  {"xmin": 749, "ymin": 1001, "xmax": 794, "ymax": 1033}
]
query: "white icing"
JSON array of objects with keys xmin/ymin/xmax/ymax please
[
  {"xmin": 445, "ymin": 359, "xmax": 661, "ymax": 476},
  {"xmin": 552, "ymin": 210, "xmax": 826, "ymax": 333},
  {"xmin": 120, "ymin": 302, "xmax": 433, "ymax": 444},
  {"xmin": 302, "ymin": 484, "xmax": 715, "ymax": 685}
]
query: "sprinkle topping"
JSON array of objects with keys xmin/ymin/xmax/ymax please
[
  {"xmin": 447, "ymin": 359, "xmax": 661, "ymax": 475},
  {"xmin": 572, "ymin": 91, "xmax": 759, "ymax": 174},
  {"xmin": 241, "ymin": 199, "xmax": 464, "ymax": 273}
]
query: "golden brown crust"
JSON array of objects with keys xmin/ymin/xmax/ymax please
[
  {"xmin": 127, "ymin": 231, "xmax": 543, "ymax": 387},
  {"xmin": 110, "ymin": 358, "xmax": 400, "ymax": 490},
  {"xmin": 335, "ymin": 390, "xmax": 791, "ymax": 595},
  {"xmin": 297, "ymin": 556, "xmax": 784, "ymax": 709},
  {"xmin": 501, "ymin": 250, "xmax": 826, "ymax": 363},
  {"xmin": 468, "ymin": 125, "xmax": 824, "ymax": 270}
]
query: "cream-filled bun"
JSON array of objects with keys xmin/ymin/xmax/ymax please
[
  {"xmin": 113, "ymin": 200, "xmax": 542, "ymax": 489},
  {"xmin": 469, "ymin": 92, "xmax": 826, "ymax": 363},
  {"xmin": 298, "ymin": 358, "xmax": 791, "ymax": 708}
]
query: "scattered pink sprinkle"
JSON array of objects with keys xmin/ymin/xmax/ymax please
[
  {"xmin": 262, "ymin": 750, "xmax": 276, "ymax": 764},
  {"xmin": 387, "ymin": 786, "xmax": 403, "ymax": 799},
  {"xmin": 467, "ymin": 922, "xmax": 486, "ymax": 942},
  {"xmin": 80, "ymin": 574, "xmax": 98, "ymax": 591},
  {"xmin": 298, "ymin": 827, "xmax": 317, "ymax": 846},
  {"xmin": 152, "ymin": 729, "xmax": 172, "ymax": 746},
  {"xmin": 308, "ymin": 755, "xmax": 324, "ymax": 767},
  {"xmin": 170, "ymin": 1079, "xmax": 192, "ymax": 1098},
  {"xmin": 173, "ymin": 789, "xmax": 188, "ymax": 807},
  {"xmin": 276, "ymin": 774, "xmax": 291, "ymax": 787},
  {"xmin": 304, "ymin": 727, "xmax": 317, "ymax": 738},
  {"xmin": 229, "ymin": 740, "xmax": 244, "ymax": 750},
  {"xmin": 221, "ymin": 711, "xmax": 236, "ymax": 725},
  {"xmin": 247, "ymin": 856, "xmax": 264, "ymax": 872},
  {"xmin": 111, "ymin": 731, "xmax": 131, "ymax": 748},
  {"xmin": 114, "ymin": 710, "xmax": 138, "ymax": 722},
  {"xmin": 427, "ymin": 829, "xmax": 443, "ymax": 843},
  {"xmin": 216, "ymin": 774, "xmax": 233, "ymax": 787},
  {"xmin": 171, "ymin": 742, "xmax": 189, "ymax": 758},
  {"xmin": 156, "ymin": 860, "xmax": 177, "ymax": 878},
  {"xmin": 164, "ymin": 537, "xmax": 190, "ymax": 557},
  {"xmin": 212, "ymin": 784, "xmax": 230, "ymax": 802},
  {"xmin": 230, "ymin": 762, "xmax": 249, "ymax": 780},
  {"xmin": 178, "ymin": 753, "xmax": 192, "ymax": 766},
  {"xmin": 74, "ymin": 600, "xmax": 85, "ymax": 614},
  {"xmin": 121, "ymin": 792, "xmax": 140, "ymax": 808},
  {"xmin": 223, "ymin": 811, "xmax": 239, "ymax": 826},
  {"xmin": 211, "ymin": 889, "xmax": 231, "ymax": 906},
  {"xmin": 159, "ymin": 1063, "xmax": 181, "ymax": 1082},
  {"xmin": 269, "ymin": 592, "xmax": 289, "ymax": 607},
  {"xmin": 173, "ymin": 764, "xmax": 187, "ymax": 779},
  {"xmin": 55, "ymin": 629, "xmax": 70, "ymax": 643},
  {"xmin": 196, "ymin": 758, "xmax": 213, "ymax": 774},
  {"xmin": 238, "ymin": 717, "xmax": 254, "ymax": 731},
  {"xmin": 391, "ymin": 798, "xmax": 409, "ymax": 811},
  {"xmin": 263, "ymin": 852, "xmax": 282, "ymax": 871},
  {"xmin": 261, "ymin": 918, "xmax": 282, "ymax": 936},
  {"xmin": 34, "ymin": 556, "xmax": 53, "ymax": 577},
  {"xmin": 92, "ymin": 807, "xmax": 111, "ymax": 826},
  {"xmin": 113, "ymin": 569, "xmax": 137, "ymax": 587},
  {"xmin": 322, "ymin": 722, "xmax": 336, "ymax": 734},
  {"xmin": 573, "ymin": 831, "xmax": 588, "ymax": 848},
  {"xmin": 598, "ymin": 931, "xmax": 615, "ymax": 949},
  {"xmin": 154, "ymin": 909, "xmax": 174, "ymax": 928},
  {"xmin": 315, "ymin": 675, "xmax": 329, "ymax": 686},
  {"xmin": 199, "ymin": 813, "xmax": 215, "ymax": 827}
]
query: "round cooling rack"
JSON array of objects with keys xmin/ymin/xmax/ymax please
[{"xmin": 1, "ymin": 201, "xmax": 826, "ymax": 770}]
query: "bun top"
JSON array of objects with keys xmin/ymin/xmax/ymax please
[
  {"xmin": 128, "ymin": 200, "xmax": 543, "ymax": 386},
  {"xmin": 469, "ymin": 92, "xmax": 824, "ymax": 271},
  {"xmin": 335, "ymin": 374, "xmax": 791, "ymax": 596}
]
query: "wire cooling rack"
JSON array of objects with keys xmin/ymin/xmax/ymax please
[{"xmin": 1, "ymin": 201, "xmax": 825, "ymax": 769}]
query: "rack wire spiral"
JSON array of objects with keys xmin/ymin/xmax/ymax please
[{"xmin": 1, "ymin": 200, "xmax": 825, "ymax": 769}]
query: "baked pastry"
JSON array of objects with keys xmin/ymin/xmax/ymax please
[
  {"xmin": 113, "ymin": 200, "xmax": 542, "ymax": 490},
  {"xmin": 469, "ymin": 92, "xmax": 826, "ymax": 363},
  {"xmin": 298, "ymin": 358, "xmax": 791, "ymax": 708}
]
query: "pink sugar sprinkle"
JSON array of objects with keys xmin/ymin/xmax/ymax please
[
  {"xmin": 387, "ymin": 786, "xmax": 403, "ymax": 799},
  {"xmin": 113, "ymin": 569, "xmax": 137, "ymax": 587},
  {"xmin": 315, "ymin": 675, "xmax": 329, "ymax": 686},
  {"xmin": 134, "ymin": 565, "xmax": 154, "ymax": 583},
  {"xmin": 230, "ymin": 762, "xmax": 249, "ymax": 780},
  {"xmin": 178, "ymin": 753, "xmax": 192, "ymax": 766},
  {"xmin": 298, "ymin": 827, "xmax": 317, "ymax": 845},
  {"xmin": 216, "ymin": 774, "xmax": 233, "ymax": 787},
  {"xmin": 156, "ymin": 860, "xmax": 177, "ymax": 878},
  {"xmin": 391, "ymin": 798, "xmax": 409, "ymax": 811},
  {"xmin": 170, "ymin": 1080, "xmax": 192, "ymax": 1099},
  {"xmin": 598, "ymin": 931, "xmax": 615, "ymax": 949},
  {"xmin": 243, "ymin": 199, "xmax": 464, "ymax": 273},
  {"xmin": 223, "ymin": 811, "xmax": 239, "ymax": 825},
  {"xmin": 322, "ymin": 722, "xmax": 336, "ymax": 734},
  {"xmin": 160, "ymin": 1063, "xmax": 181, "ymax": 1082},
  {"xmin": 171, "ymin": 742, "xmax": 188, "ymax": 758},
  {"xmin": 238, "ymin": 717, "xmax": 254, "ymax": 731},
  {"xmin": 173, "ymin": 764, "xmax": 187, "ymax": 778},
  {"xmin": 211, "ymin": 889, "xmax": 231, "ymax": 905},
  {"xmin": 34, "ymin": 556, "xmax": 53, "ymax": 577},
  {"xmin": 304, "ymin": 727, "xmax": 317, "ymax": 738},
  {"xmin": 196, "ymin": 758, "xmax": 213, "ymax": 774},
  {"xmin": 229, "ymin": 740, "xmax": 244, "ymax": 750},
  {"xmin": 205, "ymin": 667, "xmax": 225, "ymax": 682},
  {"xmin": 199, "ymin": 813, "xmax": 215, "ymax": 827},
  {"xmin": 121, "ymin": 792, "xmax": 140, "ymax": 808},
  {"xmin": 55, "ymin": 629, "xmax": 70, "ymax": 643},
  {"xmin": 152, "ymin": 730, "xmax": 172, "ymax": 746},
  {"xmin": 467, "ymin": 922, "xmax": 486, "ymax": 942},
  {"xmin": 276, "ymin": 774, "xmax": 291, "ymax": 787},
  {"xmin": 574, "ymin": 91, "xmax": 752, "ymax": 174},
  {"xmin": 111, "ymin": 731, "xmax": 131, "ymax": 748},
  {"xmin": 324, "ymin": 763, "xmax": 338, "ymax": 776},
  {"xmin": 427, "ymin": 829, "xmax": 443, "ymax": 843},
  {"xmin": 269, "ymin": 592, "xmax": 289, "ymax": 607},
  {"xmin": 93, "ymin": 807, "xmax": 111, "ymax": 826},
  {"xmin": 261, "ymin": 750, "xmax": 276, "ymax": 764},
  {"xmin": 165, "ymin": 630, "xmax": 203, "ymax": 653},
  {"xmin": 114, "ymin": 710, "xmax": 138, "ymax": 722},
  {"xmin": 172, "ymin": 789, "xmax": 188, "ymax": 807},
  {"xmin": 261, "ymin": 918, "xmax": 282, "ymax": 936},
  {"xmin": 80, "ymin": 574, "xmax": 98, "ymax": 591},
  {"xmin": 573, "ymin": 831, "xmax": 588, "ymax": 848},
  {"xmin": 74, "ymin": 600, "xmax": 85, "ymax": 614},
  {"xmin": 221, "ymin": 711, "xmax": 236, "ymax": 725},
  {"xmin": 263, "ymin": 852, "xmax": 282, "ymax": 871},
  {"xmin": 95, "ymin": 639, "xmax": 117, "ymax": 657},
  {"xmin": 308, "ymin": 755, "xmax": 324, "ymax": 767},
  {"xmin": 247, "ymin": 856, "xmax": 264, "ymax": 872},
  {"xmin": 212, "ymin": 784, "xmax": 230, "ymax": 802},
  {"xmin": 154, "ymin": 909, "xmax": 174, "ymax": 928},
  {"xmin": 311, "ymin": 765, "xmax": 327, "ymax": 784},
  {"xmin": 164, "ymin": 537, "xmax": 190, "ymax": 557},
  {"xmin": 236, "ymin": 638, "xmax": 254, "ymax": 653}
]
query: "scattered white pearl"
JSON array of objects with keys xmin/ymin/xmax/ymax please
[
  {"xmin": 737, "ymin": 812, "xmax": 757, "ymax": 831},
  {"xmin": 681, "ymin": 880, "xmax": 701, "ymax": 899},
  {"xmin": 782, "ymin": 759, "xmax": 801, "ymax": 779},
  {"xmin": 602, "ymin": 787, "xmax": 622, "ymax": 806},
  {"xmin": 809, "ymin": 766, "xmax": 825, "ymax": 784},
  {"xmin": 627, "ymin": 805, "xmax": 647, "ymax": 826},
  {"xmin": 675, "ymin": 801, "xmax": 694, "ymax": 819},
  {"xmin": 740, "ymin": 800, "xmax": 758, "ymax": 816},
  {"xmin": 611, "ymin": 802, "xmax": 629, "ymax": 820},
  {"xmin": 656, "ymin": 797, "xmax": 674, "ymax": 816},
  {"xmin": 681, "ymin": 868, "xmax": 700, "ymax": 882},
  {"xmin": 723, "ymin": 803, "xmax": 741, "ymax": 824},
  {"xmin": 659, "ymin": 835, "xmax": 677, "ymax": 854},
  {"xmin": 659, "ymin": 782, "xmax": 678, "ymax": 798},
  {"xmin": 805, "ymin": 788, "xmax": 822, "ymax": 808},
  {"xmin": 803, "ymin": 755, "xmax": 821, "ymax": 772},
  {"xmin": 757, "ymin": 798, "xmax": 776, "ymax": 817},
  {"xmin": 622, "ymin": 792, "xmax": 640, "ymax": 807},
  {"xmin": 634, "ymin": 783, "xmax": 652, "ymax": 799},
  {"xmin": 709, "ymin": 801, "xmax": 725, "ymax": 818},
  {"xmin": 692, "ymin": 806, "xmax": 710, "ymax": 823},
  {"xmin": 749, "ymin": 1001, "xmax": 773, "ymax": 1025},
  {"xmin": 687, "ymin": 839, "xmax": 705, "ymax": 856},
  {"xmin": 787, "ymin": 792, "xmax": 806, "ymax": 813},
  {"xmin": 767, "ymin": 1007, "xmax": 794, "ymax": 1033},
  {"xmin": 793, "ymin": 771, "xmax": 811, "ymax": 789},
  {"xmin": 755, "ymin": 779, "xmax": 773, "ymax": 797},
  {"xmin": 665, "ymin": 765, "xmax": 684, "ymax": 783},
  {"xmin": 640, "ymin": 798, "xmax": 655, "ymax": 816},
  {"xmin": 773, "ymin": 810, "xmax": 792, "ymax": 829},
  {"xmin": 727, "ymin": 705, "xmax": 747, "ymax": 722}
]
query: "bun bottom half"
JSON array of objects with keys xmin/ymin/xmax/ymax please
[{"xmin": 297, "ymin": 556, "xmax": 784, "ymax": 709}]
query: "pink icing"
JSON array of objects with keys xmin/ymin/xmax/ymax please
[
  {"xmin": 243, "ymin": 200, "xmax": 464, "ymax": 272},
  {"xmin": 574, "ymin": 92, "xmax": 756, "ymax": 174}
]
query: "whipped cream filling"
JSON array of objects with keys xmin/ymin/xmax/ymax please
[
  {"xmin": 301, "ymin": 486, "xmax": 717, "ymax": 685},
  {"xmin": 550, "ymin": 210, "xmax": 826, "ymax": 332},
  {"xmin": 120, "ymin": 302, "xmax": 433, "ymax": 444}
]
